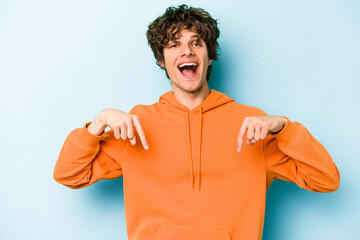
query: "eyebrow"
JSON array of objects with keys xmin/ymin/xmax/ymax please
[{"xmin": 170, "ymin": 34, "xmax": 200, "ymax": 41}]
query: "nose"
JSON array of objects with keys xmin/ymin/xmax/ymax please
[{"xmin": 181, "ymin": 43, "xmax": 194, "ymax": 56}]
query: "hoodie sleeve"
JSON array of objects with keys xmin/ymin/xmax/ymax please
[
  {"xmin": 262, "ymin": 117, "xmax": 340, "ymax": 192},
  {"xmin": 53, "ymin": 122, "xmax": 126, "ymax": 189}
]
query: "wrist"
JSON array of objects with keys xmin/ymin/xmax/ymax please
[
  {"xmin": 271, "ymin": 117, "xmax": 288, "ymax": 135},
  {"xmin": 87, "ymin": 113, "xmax": 107, "ymax": 136}
]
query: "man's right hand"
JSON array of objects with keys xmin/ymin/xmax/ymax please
[{"xmin": 87, "ymin": 108, "xmax": 149, "ymax": 150}]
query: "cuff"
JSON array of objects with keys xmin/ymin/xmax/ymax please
[
  {"xmin": 74, "ymin": 122, "xmax": 106, "ymax": 146},
  {"xmin": 271, "ymin": 116, "xmax": 298, "ymax": 144}
]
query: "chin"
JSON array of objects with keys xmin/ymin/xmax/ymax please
[
  {"xmin": 170, "ymin": 71, "xmax": 207, "ymax": 93},
  {"xmin": 180, "ymin": 80, "xmax": 206, "ymax": 93}
]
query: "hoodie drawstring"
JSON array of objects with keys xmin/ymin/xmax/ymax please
[
  {"xmin": 186, "ymin": 107, "xmax": 203, "ymax": 191},
  {"xmin": 198, "ymin": 106, "xmax": 202, "ymax": 191},
  {"xmin": 186, "ymin": 109, "xmax": 195, "ymax": 189}
]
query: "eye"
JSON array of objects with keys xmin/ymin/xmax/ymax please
[
  {"xmin": 193, "ymin": 41, "xmax": 202, "ymax": 47},
  {"xmin": 169, "ymin": 43, "xmax": 179, "ymax": 48}
]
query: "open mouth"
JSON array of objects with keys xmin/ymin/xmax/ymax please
[{"xmin": 178, "ymin": 62, "xmax": 198, "ymax": 78}]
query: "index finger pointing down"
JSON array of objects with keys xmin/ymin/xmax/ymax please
[
  {"xmin": 237, "ymin": 118, "xmax": 249, "ymax": 152},
  {"xmin": 132, "ymin": 116, "xmax": 149, "ymax": 150}
]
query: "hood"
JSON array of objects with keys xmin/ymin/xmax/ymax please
[
  {"xmin": 159, "ymin": 89, "xmax": 234, "ymax": 114},
  {"xmin": 159, "ymin": 90, "xmax": 235, "ymax": 190}
]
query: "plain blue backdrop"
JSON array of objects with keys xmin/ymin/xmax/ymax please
[{"xmin": 0, "ymin": 0, "xmax": 359, "ymax": 239}]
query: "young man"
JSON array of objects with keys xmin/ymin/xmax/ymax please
[{"xmin": 54, "ymin": 5, "xmax": 340, "ymax": 240}]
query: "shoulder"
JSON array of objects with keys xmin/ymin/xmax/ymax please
[
  {"xmin": 225, "ymin": 101, "xmax": 268, "ymax": 117},
  {"xmin": 128, "ymin": 102, "xmax": 160, "ymax": 116}
]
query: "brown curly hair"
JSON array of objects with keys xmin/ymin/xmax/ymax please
[{"xmin": 146, "ymin": 4, "xmax": 220, "ymax": 80}]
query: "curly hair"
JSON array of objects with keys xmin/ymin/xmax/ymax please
[{"xmin": 146, "ymin": 4, "xmax": 220, "ymax": 80}]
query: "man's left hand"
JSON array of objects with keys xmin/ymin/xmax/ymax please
[{"xmin": 237, "ymin": 116, "xmax": 288, "ymax": 153}]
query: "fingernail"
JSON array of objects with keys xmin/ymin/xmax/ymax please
[
  {"xmin": 144, "ymin": 145, "xmax": 149, "ymax": 150},
  {"xmin": 237, "ymin": 147, "xmax": 240, "ymax": 153}
]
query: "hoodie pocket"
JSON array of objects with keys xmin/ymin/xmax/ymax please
[{"xmin": 154, "ymin": 223, "xmax": 232, "ymax": 240}]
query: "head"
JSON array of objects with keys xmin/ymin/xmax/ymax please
[{"xmin": 146, "ymin": 4, "xmax": 220, "ymax": 81}]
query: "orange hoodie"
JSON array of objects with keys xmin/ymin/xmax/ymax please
[{"xmin": 54, "ymin": 90, "xmax": 340, "ymax": 240}]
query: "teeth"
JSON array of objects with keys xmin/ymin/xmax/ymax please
[{"xmin": 178, "ymin": 63, "xmax": 198, "ymax": 68}]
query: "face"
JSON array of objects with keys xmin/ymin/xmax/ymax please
[{"xmin": 159, "ymin": 29, "xmax": 212, "ymax": 95}]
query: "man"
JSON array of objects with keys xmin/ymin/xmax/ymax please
[{"xmin": 54, "ymin": 5, "xmax": 340, "ymax": 240}]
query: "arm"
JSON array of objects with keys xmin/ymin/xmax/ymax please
[
  {"xmin": 53, "ymin": 121, "xmax": 125, "ymax": 189},
  {"xmin": 262, "ymin": 118, "xmax": 340, "ymax": 192},
  {"xmin": 53, "ymin": 108, "xmax": 149, "ymax": 189}
]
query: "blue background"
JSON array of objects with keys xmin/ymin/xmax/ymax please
[{"xmin": 0, "ymin": 0, "xmax": 359, "ymax": 239}]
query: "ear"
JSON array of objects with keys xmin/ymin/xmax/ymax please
[
  {"xmin": 159, "ymin": 60, "xmax": 165, "ymax": 68},
  {"xmin": 208, "ymin": 59, "xmax": 212, "ymax": 66}
]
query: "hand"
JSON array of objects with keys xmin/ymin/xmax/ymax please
[
  {"xmin": 93, "ymin": 108, "xmax": 149, "ymax": 150},
  {"xmin": 237, "ymin": 116, "xmax": 287, "ymax": 153}
]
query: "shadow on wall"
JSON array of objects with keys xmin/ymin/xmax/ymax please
[
  {"xmin": 263, "ymin": 180, "xmax": 303, "ymax": 239},
  {"xmin": 85, "ymin": 176, "xmax": 125, "ymax": 206},
  {"xmin": 208, "ymin": 53, "xmax": 232, "ymax": 93},
  {"xmin": 263, "ymin": 180, "xmax": 340, "ymax": 239},
  {"xmin": 208, "ymin": 45, "xmax": 246, "ymax": 103}
]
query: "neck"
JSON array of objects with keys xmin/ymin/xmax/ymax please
[{"xmin": 173, "ymin": 84, "xmax": 210, "ymax": 110}]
